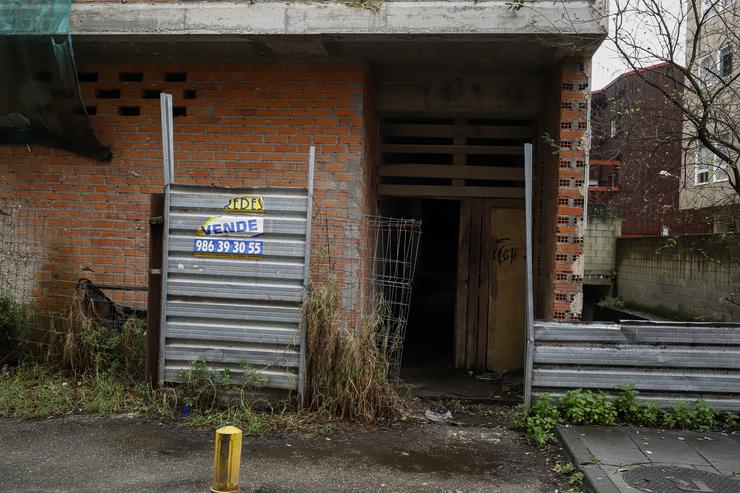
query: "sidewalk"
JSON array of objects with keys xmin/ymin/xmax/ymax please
[
  {"xmin": 0, "ymin": 414, "xmax": 568, "ymax": 492},
  {"xmin": 557, "ymin": 425, "xmax": 740, "ymax": 493}
]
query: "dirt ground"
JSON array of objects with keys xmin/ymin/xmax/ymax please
[{"xmin": 0, "ymin": 403, "xmax": 572, "ymax": 493}]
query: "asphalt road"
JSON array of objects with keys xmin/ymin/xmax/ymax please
[{"xmin": 0, "ymin": 415, "xmax": 566, "ymax": 492}]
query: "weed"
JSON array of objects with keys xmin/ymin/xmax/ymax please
[
  {"xmin": 639, "ymin": 402, "xmax": 662, "ymax": 427},
  {"xmin": 725, "ymin": 412, "xmax": 738, "ymax": 427},
  {"xmin": 514, "ymin": 395, "xmax": 563, "ymax": 446},
  {"xmin": 662, "ymin": 400, "xmax": 716, "ymax": 432},
  {"xmin": 0, "ymin": 286, "xmax": 31, "ymax": 363},
  {"xmin": 303, "ymin": 278, "xmax": 401, "ymax": 423},
  {"xmin": 689, "ymin": 400, "xmax": 716, "ymax": 432},
  {"xmin": 597, "ymin": 296, "xmax": 625, "ymax": 309},
  {"xmin": 614, "ymin": 385, "xmax": 641, "ymax": 422},
  {"xmin": 560, "ymin": 389, "xmax": 617, "ymax": 425},
  {"xmin": 555, "ymin": 462, "xmax": 585, "ymax": 487}
]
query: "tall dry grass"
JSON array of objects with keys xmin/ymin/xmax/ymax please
[{"xmin": 303, "ymin": 276, "xmax": 401, "ymax": 422}]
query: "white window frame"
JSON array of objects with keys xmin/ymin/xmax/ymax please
[
  {"xmin": 699, "ymin": 53, "xmax": 718, "ymax": 86},
  {"xmin": 695, "ymin": 142, "xmax": 712, "ymax": 185},
  {"xmin": 713, "ymin": 133, "xmax": 731, "ymax": 183}
]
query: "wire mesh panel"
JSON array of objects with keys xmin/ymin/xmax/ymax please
[{"xmin": 366, "ymin": 216, "xmax": 422, "ymax": 378}]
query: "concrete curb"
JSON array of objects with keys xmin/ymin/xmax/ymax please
[{"xmin": 556, "ymin": 425, "xmax": 622, "ymax": 493}]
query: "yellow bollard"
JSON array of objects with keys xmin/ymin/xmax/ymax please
[{"xmin": 211, "ymin": 425, "xmax": 242, "ymax": 493}]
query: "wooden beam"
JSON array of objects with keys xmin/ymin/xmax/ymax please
[
  {"xmin": 379, "ymin": 164, "xmax": 524, "ymax": 181},
  {"xmin": 382, "ymin": 123, "xmax": 534, "ymax": 139},
  {"xmin": 466, "ymin": 199, "xmax": 482, "ymax": 369},
  {"xmin": 379, "ymin": 184, "xmax": 525, "ymax": 199},
  {"xmin": 455, "ymin": 200, "xmax": 471, "ymax": 369},
  {"xmin": 382, "ymin": 144, "xmax": 524, "ymax": 155}
]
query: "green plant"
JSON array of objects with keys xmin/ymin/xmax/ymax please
[
  {"xmin": 514, "ymin": 394, "xmax": 563, "ymax": 446},
  {"xmin": 0, "ymin": 286, "xmax": 31, "ymax": 363},
  {"xmin": 690, "ymin": 400, "xmax": 716, "ymax": 432},
  {"xmin": 598, "ymin": 296, "xmax": 625, "ymax": 309},
  {"xmin": 663, "ymin": 400, "xmax": 717, "ymax": 432},
  {"xmin": 560, "ymin": 389, "xmax": 617, "ymax": 425},
  {"xmin": 505, "ymin": 0, "xmax": 525, "ymax": 11},
  {"xmin": 639, "ymin": 402, "xmax": 662, "ymax": 427},
  {"xmin": 303, "ymin": 278, "xmax": 401, "ymax": 423},
  {"xmin": 615, "ymin": 385, "xmax": 641, "ymax": 422},
  {"xmin": 555, "ymin": 462, "xmax": 584, "ymax": 487},
  {"xmin": 724, "ymin": 412, "xmax": 738, "ymax": 427}
]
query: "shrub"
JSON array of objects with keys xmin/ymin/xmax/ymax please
[
  {"xmin": 514, "ymin": 394, "xmax": 563, "ymax": 446},
  {"xmin": 662, "ymin": 400, "xmax": 716, "ymax": 432},
  {"xmin": 0, "ymin": 287, "xmax": 31, "ymax": 363},
  {"xmin": 560, "ymin": 389, "xmax": 617, "ymax": 425},
  {"xmin": 615, "ymin": 384, "xmax": 641, "ymax": 422},
  {"xmin": 639, "ymin": 402, "xmax": 662, "ymax": 427}
]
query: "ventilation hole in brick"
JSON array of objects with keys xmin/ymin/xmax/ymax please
[
  {"xmin": 173, "ymin": 106, "xmax": 187, "ymax": 117},
  {"xmin": 555, "ymin": 293, "xmax": 569, "ymax": 302},
  {"xmin": 556, "ymin": 254, "xmax": 568, "ymax": 262},
  {"xmin": 142, "ymin": 89, "xmax": 161, "ymax": 99},
  {"xmin": 562, "ymin": 82, "xmax": 574, "ymax": 91},
  {"xmin": 575, "ymin": 179, "xmax": 584, "ymax": 187},
  {"xmin": 557, "ymin": 217, "xmax": 569, "ymax": 225},
  {"xmin": 118, "ymin": 106, "xmax": 140, "ymax": 116},
  {"xmin": 561, "ymin": 101, "xmax": 572, "ymax": 110},
  {"xmin": 558, "ymin": 198, "xmax": 570, "ymax": 206},
  {"xmin": 572, "ymin": 275, "xmax": 583, "ymax": 282},
  {"xmin": 557, "ymin": 235, "xmax": 569, "ymax": 244},
  {"xmin": 556, "ymin": 272, "xmax": 569, "ymax": 280},
  {"xmin": 119, "ymin": 72, "xmax": 144, "ymax": 82},
  {"xmin": 554, "ymin": 311, "xmax": 566, "ymax": 320},
  {"xmin": 575, "ymin": 160, "xmax": 586, "ymax": 167},
  {"xmin": 578, "ymin": 101, "xmax": 588, "ymax": 110},
  {"xmin": 560, "ymin": 121, "xmax": 571, "ymax": 130},
  {"xmin": 165, "ymin": 72, "xmax": 187, "ymax": 82},
  {"xmin": 578, "ymin": 121, "xmax": 588, "ymax": 130},
  {"xmin": 560, "ymin": 159, "xmax": 571, "ymax": 169},
  {"xmin": 578, "ymin": 82, "xmax": 588, "ymax": 91},
  {"xmin": 183, "ymin": 89, "xmax": 197, "ymax": 99},
  {"xmin": 78, "ymin": 72, "xmax": 98, "ymax": 82},
  {"xmin": 574, "ymin": 198, "xmax": 585, "ymax": 206},
  {"xmin": 96, "ymin": 89, "xmax": 121, "ymax": 99},
  {"xmin": 559, "ymin": 179, "xmax": 571, "ymax": 187}
]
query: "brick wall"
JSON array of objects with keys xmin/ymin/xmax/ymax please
[
  {"xmin": 0, "ymin": 61, "xmax": 375, "ymax": 319},
  {"xmin": 539, "ymin": 60, "xmax": 590, "ymax": 321},
  {"xmin": 616, "ymin": 234, "xmax": 740, "ymax": 322}
]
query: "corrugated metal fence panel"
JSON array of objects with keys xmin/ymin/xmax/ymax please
[
  {"xmin": 160, "ymin": 184, "xmax": 309, "ymax": 391},
  {"xmin": 532, "ymin": 320, "xmax": 740, "ymax": 411}
]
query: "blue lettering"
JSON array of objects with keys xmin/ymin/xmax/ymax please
[
  {"xmin": 237, "ymin": 221, "xmax": 247, "ymax": 232},
  {"xmin": 248, "ymin": 219, "xmax": 257, "ymax": 231},
  {"xmin": 213, "ymin": 224, "xmax": 222, "ymax": 234},
  {"xmin": 200, "ymin": 225, "xmax": 211, "ymax": 235}
]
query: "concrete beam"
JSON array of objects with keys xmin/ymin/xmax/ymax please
[{"xmin": 69, "ymin": 1, "xmax": 607, "ymax": 37}]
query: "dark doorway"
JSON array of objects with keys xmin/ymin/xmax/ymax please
[{"xmin": 380, "ymin": 197, "xmax": 460, "ymax": 367}]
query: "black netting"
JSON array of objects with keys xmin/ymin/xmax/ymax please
[{"xmin": 0, "ymin": 1, "xmax": 111, "ymax": 161}]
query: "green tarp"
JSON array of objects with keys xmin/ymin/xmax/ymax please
[{"xmin": 0, "ymin": 0, "xmax": 111, "ymax": 161}]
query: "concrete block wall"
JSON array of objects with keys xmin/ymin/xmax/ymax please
[
  {"xmin": 616, "ymin": 234, "xmax": 740, "ymax": 322},
  {"xmin": 583, "ymin": 206, "xmax": 622, "ymax": 285},
  {"xmin": 0, "ymin": 61, "xmax": 375, "ymax": 318}
]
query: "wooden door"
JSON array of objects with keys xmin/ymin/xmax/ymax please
[{"xmin": 455, "ymin": 200, "xmax": 525, "ymax": 371}]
